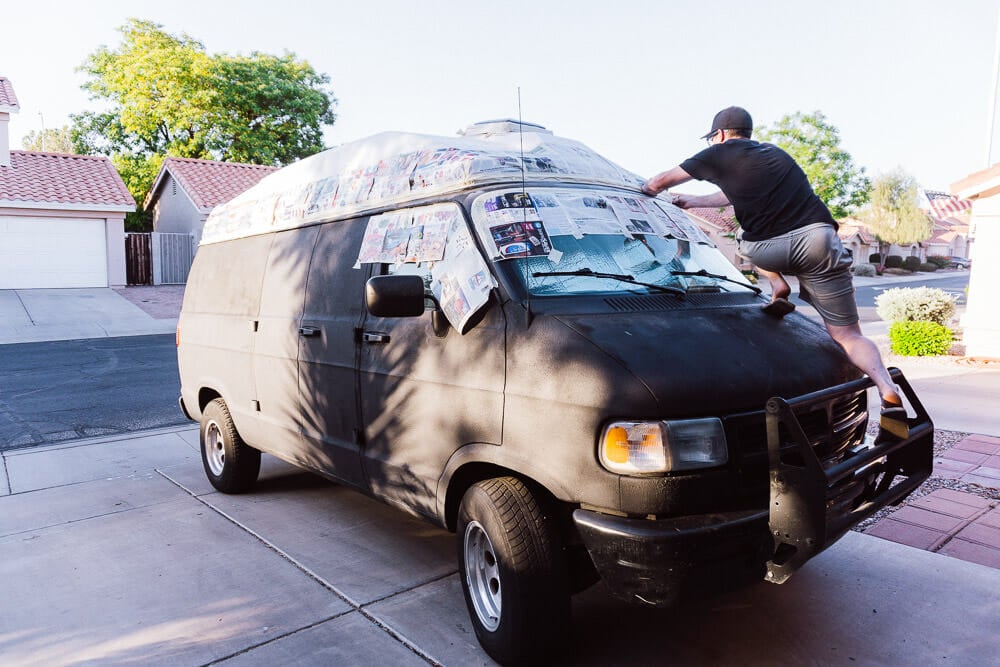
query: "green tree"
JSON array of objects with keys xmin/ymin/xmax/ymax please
[
  {"xmin": 756, "ymin": 111, "xmax": 870, "ymax": 218},
  {"xmin": 22, "ymin": 126, "xmax": 76, "ymax": 153},
  {"xmin": 861, "ymin": 170, "xmax": 933, "ymax": 269},
  {"xmin": 71, "ymin": 19, "xmax": 336, "ymax": 227},
  {"xmin": 205, "ymin": 53, "xmax": 335, "ymax": 165}
]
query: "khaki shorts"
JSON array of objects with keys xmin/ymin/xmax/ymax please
[{"xmin": 738, "ymin": 223, "xmax": 858, "ymax": 326}]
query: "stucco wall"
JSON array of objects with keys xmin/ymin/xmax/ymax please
[{"xmin": 152, "ymin": 173, "xmax": 205, "ymax": 241}]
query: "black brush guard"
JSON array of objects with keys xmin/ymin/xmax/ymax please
[{"xmin": 765, "ymin": 367, "xmax": 933, "ymax": 583}]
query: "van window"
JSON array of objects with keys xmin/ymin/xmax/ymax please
[
  {"xmin": 355, "ymin": 202, "xmax": 495, "ymax": 331},
  {"xmin": 470, "ymin": 188, "xmax": 753, "ymax": 297}
]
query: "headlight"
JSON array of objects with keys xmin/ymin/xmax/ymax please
[{"xmin": 600, "ymin": 418, "xmax": 728, "ymax": 474}]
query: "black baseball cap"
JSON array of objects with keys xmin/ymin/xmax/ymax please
[{"xmin": 701, "ymin": 106, "xmax": 753, "ymax": 139}]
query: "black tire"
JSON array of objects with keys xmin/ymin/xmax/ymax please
[
  {"xmin": 200, "ymin": 398, "xmax": 261, "ymax": 493},
  {"xmin": 457, "ymin": 476, "xmax": 570, "ymax": 665}
]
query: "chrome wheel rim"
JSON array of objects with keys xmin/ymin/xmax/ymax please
[
  {"xmin": 464, "ymin": 520, "xmax": 501, "ymax": 631},
  {"xmin": 204, "ymin": 420, "xmax": 225, "ymax": 476}
]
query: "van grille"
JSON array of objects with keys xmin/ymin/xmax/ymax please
[{"xmin": 726, "ymin": 389, "xmax": 869, "ymax": 469}]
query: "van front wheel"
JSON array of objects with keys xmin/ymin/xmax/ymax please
[
  {"xmin": 457, "ymin": 476, "xmax": 570, "ymax": 664},
  {"xmin": 200, "ymin": 398, "xmax": 260, "ymax": 493}
]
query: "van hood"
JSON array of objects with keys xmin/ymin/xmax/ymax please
[{"xmin": 551, "ymin": 306, "xmax": 858, "ymax": 416}]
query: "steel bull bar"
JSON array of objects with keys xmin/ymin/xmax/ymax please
[{"xmin": 765, "ymin": 367, "xmax": 933, "ymax": 584}]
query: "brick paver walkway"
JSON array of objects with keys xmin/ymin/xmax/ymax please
[{"xmin": 866, "ymin": 434, "xmax": 1000, "ymax": 569}]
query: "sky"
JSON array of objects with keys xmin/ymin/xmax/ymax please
[{"xmin": 2, "ymin": 0, "xmax": 998, "ymax": 196}]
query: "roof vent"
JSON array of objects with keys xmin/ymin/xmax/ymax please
[{"xmin": 459, "ymin": 119, "xmax": 551, "ymax": 137}]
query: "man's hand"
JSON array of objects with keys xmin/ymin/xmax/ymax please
[
  {"xmin": 641, "ymin": 166, "xmax": 692, "ymax": 197},
  {"xmin": 671, "ymin": 193, "xmax": 697, "ymax": 209}
]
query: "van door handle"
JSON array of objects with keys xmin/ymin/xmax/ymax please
[
  {"xmin": 298, "ymin": 326, "xmax": 321, "ymax": 337},
  {"xmin": 362, "ymin": 331, "xmax": 390, "ymax": 344}
]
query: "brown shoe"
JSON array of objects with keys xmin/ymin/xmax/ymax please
[
  {"xmin": 880, "ymin": 402, "xmax": 909, "ymax": 439},
  {"xmin": 762, "ymin": 298, "xmax": 795, "ymax": 318}
]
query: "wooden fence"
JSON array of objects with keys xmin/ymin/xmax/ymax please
[
  {"xmin": 125, "ymin": 232, "xmax": 194, "ymax": 285},
  {"xmin": 125, "ymin": 233, "xmax": 152, "ymax": 286}
]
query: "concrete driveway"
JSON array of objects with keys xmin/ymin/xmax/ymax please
[
  {"xmin": 2, "ymin": 427, "xmax": 999, "ymax": 666},
  {"xmin": 0, "ymin": 288, "xmax": 178, "ymax": 344}
]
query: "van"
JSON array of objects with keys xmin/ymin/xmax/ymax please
[{"xmin": 177, "ymin": 120, "xmax": 932, "ymax": 664}]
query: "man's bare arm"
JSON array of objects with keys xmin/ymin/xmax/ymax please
[
  {"xmin": 640, "ymin": 166, "xmax": 692, "ymax": 196},
  {"xmin": 671, "ymin": 190, "xmax": 731, "ymax": 209},
  {"xmin": 641, "ymin": 166, "xmax": 730, "ymax": 209}
]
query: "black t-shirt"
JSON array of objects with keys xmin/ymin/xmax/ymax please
[{"xmin": 680, "ymin": 139, "xmax": 836, "ymax": 241}]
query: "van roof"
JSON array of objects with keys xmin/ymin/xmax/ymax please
[{"xmin": 201, "ymin": 124, "xmax": 644, "ymax": 245}]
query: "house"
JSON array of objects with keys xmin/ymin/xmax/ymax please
[
  {"xmin": 951, "ymin": 163, "xmax": 1000, "ymax": 358},
  {"xmin": 144, "ymin": 157, "xmax": 277, "ymax": 247},
  {"xmin": 837, "ymin": 218, "xmax": 877, "ymax": 263},
  {"xmin": 837, "ymin": 210, "xmax": 972, "ymax": 266},
  {"xmin": 0, "ymin": 77, "xmax": 134, "ymax": 289},
  {"xmin": 923, "ymin": 215, "xmax": 972, "ymax": 260},
  {"xmin": 684, "ymin": 205, "xmax": 751, "ymax": 270}
]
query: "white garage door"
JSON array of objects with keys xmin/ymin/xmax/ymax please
[{"xmin": 0, "ymin": 217, "xmax": 108, "ymax": 289}]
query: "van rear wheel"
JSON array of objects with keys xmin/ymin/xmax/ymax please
[
  {"xmin": 457, "ymin": 476, "xmax": 570, "ymax": 664},
  {"xmin": 200, "ymin": 398, "xmax": 260, "ymax": 493}
]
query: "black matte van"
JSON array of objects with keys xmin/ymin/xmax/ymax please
[{"xmin": 177, "ymin": 120, "xmax": 932, "ymax": 665}]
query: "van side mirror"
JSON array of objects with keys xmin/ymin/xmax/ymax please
[
  {"xmin": 365, "ymin": 275, "xmax": 428, "ymax": 317},
  {"xmin": 366, "ymin": 275, "xmax": 452, "ymax": 336}
]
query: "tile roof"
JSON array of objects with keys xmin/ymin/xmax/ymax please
[
  {"xmin": 686, "ymin": 205, "xmax": 739, "ymax": 234},
  {"xmin": 837, "ymin": 218, "xmax": 876, "ymax": 244},
  {"xmin": 0, "ymin": 77, "xmax": 19, "ymax": 111},
  {"xmin": 148, "ymin": 157, "xmax": 278, "ymax": 212},
  {"xmin": 0, "ymin": 151, "xmax": 134, "ymax": 209}
]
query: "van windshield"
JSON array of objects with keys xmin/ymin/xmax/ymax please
[{"xmin": 470, "ymin": 188, "xmax": 754, "ymax": 297}]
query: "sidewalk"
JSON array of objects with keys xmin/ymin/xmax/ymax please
[{"xmin": 2, "ymin": 426, "xmax": 1000, "ymax": 665}]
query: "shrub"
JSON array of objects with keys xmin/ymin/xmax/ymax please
[
  {"xmin": 868, "ymin": 253, "xmax": 882, "ymax": 264},
  {"xmin": 889, "ymin": 320, "xmax": 953, "ymax": 356},
  {"xmin": 885, "ymin": 255, "xmax": 903, "ymax": 268},
  {"xmin": 918, "ymin": 262, "xmax": 938, "ymax": 272},
  {"xmin": 876, "ymin": 287, "xmax": 956, "ymax": 326},
  {"xmin": 852, "ymin": 263, "xmax": 877, "ymax": 277},
  {"xmin": 902, "ymin": 256, "xmax": 921, "ymax": 271},
  {"xmin": 926, "ymin": 255, "xmax": 951, "ymax": 269}
]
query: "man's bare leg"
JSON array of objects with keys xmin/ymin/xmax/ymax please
[
  {"xmin": 757, "ymin": 267, "xmax": 791, "ymax": 303},
  {"xmin": 825, "ymin": 321, "xmax": 902, "ymax": 404}
]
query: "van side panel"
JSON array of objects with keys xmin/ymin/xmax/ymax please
[
  {"xmin": 239, "ymin": 226, "xmax": 319, "ymax": 456},
  {"xmin": 297, "ymin": 219, "xmax": 370, "ymax": 488},
  {"xmin": 178, "ymin": 234, "xmax": 274, "ymax": 431}
]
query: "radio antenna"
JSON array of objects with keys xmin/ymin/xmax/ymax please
[{"xmin": 517, "ymin": 86, "xmax": 534, "ymax": 327}]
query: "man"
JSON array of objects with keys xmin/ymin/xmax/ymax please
[{"xmin": 640, "ymin": 106, "xmax": 906, "ymax": 434}]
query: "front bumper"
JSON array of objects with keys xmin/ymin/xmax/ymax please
[
  {"xmin": 575, "ymin": 368, "xmax": 933, "ymax": 605},
  {"xmin": 573, "ymin": 507, "xmax": 771, "ymax": 606}
]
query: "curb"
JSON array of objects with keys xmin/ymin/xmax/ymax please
[{"xmin": 0, "ymin": 423, "xmax": 198, "ymax": 456}]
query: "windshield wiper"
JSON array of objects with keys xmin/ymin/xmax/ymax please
[
  {"xmin": 669, "ymin": 269, "xmax": 762, "ymax": 294},
  {"xmin": 532, "ymin": 268, "xmax": 686, "ymax": 297}
]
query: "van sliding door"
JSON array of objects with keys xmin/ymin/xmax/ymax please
[
  {"xmin": 297, "ymin": 219, "xmax": 370, "ymax": 487},
  {"xmin": 248, "ymin": 226, "xmax": 319, "ymax": 458}
]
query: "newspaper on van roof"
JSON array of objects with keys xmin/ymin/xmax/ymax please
[{"xmin": 201, "ymin": 127, "xmax": 647, "ymax": 244}]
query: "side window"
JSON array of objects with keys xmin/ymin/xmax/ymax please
[{"xmin": 354, "ymin": 203, "xmax": 495, "ymax": 332}]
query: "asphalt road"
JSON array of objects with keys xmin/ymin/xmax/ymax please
[
  {"xmin": 0, "ymin": 334, "xmax": 188, "ymax": 450},
  {"xmin": 854, "ymin": 274, "xmax": 970, "ymax": 308},
  {"xmin": 786, "ymin": 273, "xmax": 970, "ymax": 322}
]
